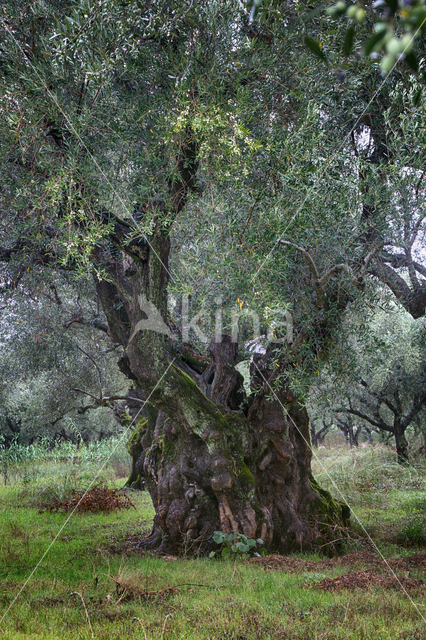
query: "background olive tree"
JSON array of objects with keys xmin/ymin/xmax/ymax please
[
  {"xmin": 310, "ymin": 303, "xmax": 426, "ymax": 461},
  {"xmin": 0, "ymin": 272, "xmax": 134, "ymax": 445}
]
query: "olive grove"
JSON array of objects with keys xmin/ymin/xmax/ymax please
[{"xmin": 1, "ymin": 0, "xmax": 426, "ymax": 554}]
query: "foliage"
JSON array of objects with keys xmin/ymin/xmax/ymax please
[
  {"xmin": 0, "ymin": 272, "xmax": 138, "ymax": 447},
  {"xmin": 310, "ymin": 304, "xmax": 426, "ymax": 460},
  {"xmin": 397, "ymin": 520, "xmax": 426, "ymax": 546},
  {"xmin": 209, "ymin": 530, "xmax": 265, "ymax": 559},
  {"xmin": 326, "ymin": 0, "xmax": 426, "ymax": 74},
  {"xmin": 1, "ymin": 0, "xmax": 425, "ymax": 392}
]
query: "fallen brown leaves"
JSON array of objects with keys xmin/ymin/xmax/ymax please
[
  {"xmin": 249, "ymin": 551, "xmax": 426, "ymax": 592},
  {"xmin": 41, "ymin": 484, "xmax": 135, "ymax": 514},
  {"xmin": 314, "ymin": 570, "xmax": 424, "ymax": 591},
  {"xmin": 248, "ymin": 550, "xmax": 426, "ymax": 572},
  {"xmin": 248, "ymin": 551, "xmax": 374, "ymax": 572}
]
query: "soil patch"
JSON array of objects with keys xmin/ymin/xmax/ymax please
[
  {"xmin": 312, "ymin": 570, "xmax": 424, "ymax": 591},
  {"xmin": 248, "ymin": 551, "xmax": 426, "ymax": 572}
]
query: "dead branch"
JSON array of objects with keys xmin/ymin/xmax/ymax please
[
  {"xmin": 102, "ymin": 574, "xmax": 216, "ymax": 602},
  {"xmin": 76, "ymin": 345, "xmax": 103, "ymax": 400}
]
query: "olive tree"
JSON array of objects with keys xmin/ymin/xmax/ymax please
[
  {"xmin": 313, "ymin": 306, "xmax": 426, "ymax": 462},
  {"xmin": 1, "ymin": 0, "xmax": 425, "ymax": 554},
  {"xmin": 0, "ymin": 274, "xmax": 132, "ymax": 444}
]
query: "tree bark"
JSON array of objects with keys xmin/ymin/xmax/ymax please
[
  {"xmin": 126, "ymin": 347, "xmax": 349, "ymax": 555},
  {"xmin": 394, "ymin": 424, "xmax": 409, "ymax": 464},
  {"xmin": 96, "ymin": 226, "xmax": 349, "ymax": 555}
]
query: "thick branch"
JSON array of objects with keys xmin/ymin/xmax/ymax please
[
  {"xmin": 402, "ymin": 392, "xmax": 426, "ymax": 430},
  {"xmin": 335, "ymin": 406, "xmax": 392, "ymax": 432},
  {"xmin": 359, "ymin": 379, "xmax": 397, "ymax": 415},
  {"xmin": 408, "ymin": 213, "xmax": 426, "ymax": 248},
  {"xmin": 279, "ymin": 239, "xmax": 364, "ymax": 313},
  {"xmin": 368, "ymin": 256, "xmax": 426, "ymax": 318},
  {"xmin": 405, "ymin": 245, "xmax": 421, "ymax": 291},
  {"xmin": 319, "ymin": 263, "xmax": 364, "ymax": 291},
  {"xmin": 75, "ymin": 391, "xmax": 147, "ymax": 413},
  {"xmin": 279, "ymin": 239, "xmax": 319, "ymax": 280},
  {"xmin": 381, "ymin": 251, "xmax": 426, "ymax": 278}
]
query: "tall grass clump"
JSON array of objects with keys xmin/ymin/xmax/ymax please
[
  {"xmin": 0, "ymin": 434, "xmax": 130, "ymax": 489},
  {"xmin": 312, "ymin": 443, "xmax": 426, "ymax": 497},
  {"xmin": 313, "ymin": 442, "xmax": 426, "ymax": 547}
]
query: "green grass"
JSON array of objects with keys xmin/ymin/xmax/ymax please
[
  {"xmin": 312, "ymin": 438, "xmax": 426, "ymax": 552},
  {"xmin": 1, "ymin": 440, "xmax": 426, "ymax": 638},
  {"xmin": 0, "ymin": 436, "xmax": 130, "ymax": 486}
]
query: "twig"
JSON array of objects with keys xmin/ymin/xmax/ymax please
[
  {"xmin": 317, "ymin": 538, "xmax": 348, "ymax": 549},
  {"xmin": 70, "ymin": 592, "xmax": 94, "ymax": 639},
  {"xmin": 132, "ymin": 618, "xmax": 148, "ymax": 640},
  {"xmin": 161, "ymin": 613, "xmax": 172, "ymax": 640},
  {"xmin": 415, "ymin": 168, "xmax": 426, "ymax": 196},
  {"xmin": 115, "ymin": 588, "xmax": 128, "ymax": 605},
  {"xmin": 76, "ymin": 345, "xmax": 103, "ymax": 400},
  {"xmin": 102, "ymin": 574, "xmax": 215, "ymax": 598},
  {"xmin": 71, "ymin": 388, "xmax": 99, "ymax": 403}
]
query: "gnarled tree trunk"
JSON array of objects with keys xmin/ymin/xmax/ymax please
[{"xmin": 96, "ymin": 224, "xmax": 349, "ymax": 556}]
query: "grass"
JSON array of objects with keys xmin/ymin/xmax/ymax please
[
  {"xmin": 0, "ymin": 437, "xmax": 426, "ymax": 638},
  {"xmin": 312, "ymin": 435, "xmax": 426, "ymax": 552},
  {"xmin": 0, "ymin": 436, "xmax": 130, "ymax": 487}
]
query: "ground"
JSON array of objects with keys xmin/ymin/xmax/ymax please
[{"xmin": 1, "ymin": 436, "xmax": 426, "ymax": 639}]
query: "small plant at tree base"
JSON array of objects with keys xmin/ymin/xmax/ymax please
[{"xmin": 209, "ymin": 531, "xmax": 266, "ymax": 559}]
